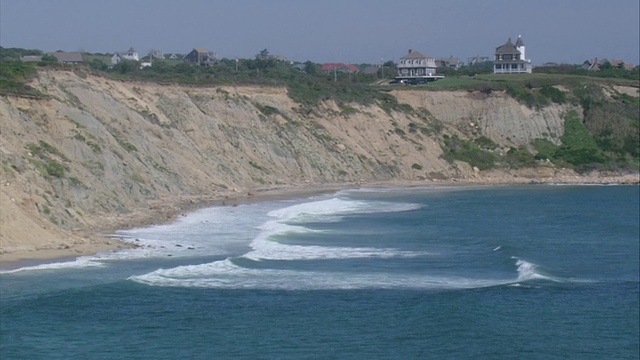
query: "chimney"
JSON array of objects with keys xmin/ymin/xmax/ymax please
[{"xmin": 408, "ymin": 49, "xmax": 412, "ymax": 54}]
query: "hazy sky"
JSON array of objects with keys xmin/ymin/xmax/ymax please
[{"xmin": 1, "ymin": 0, "xmax": 639, "ymax": 65}]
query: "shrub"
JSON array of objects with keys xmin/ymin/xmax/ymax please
[
  {"xmin": 504, "ymin": 146, "xmax": 536, "ymax": 168},
  {"xmin": 441, "ymin": 134, "xmax": 498, "ymax": 170},
  {"xmin": 539, "ymin": 86, "xmax": 567, "ymax": 104},
  {"xmin": 474, "ymin": 136, "xmax": 499, "ymax": 150},
  {"xmin": 532, "ymin": 138, "xmax": 558, "ymax": 160},
  {"xmin": 553, "ymin": 110, "xmax": 606, "ymax": 167}
]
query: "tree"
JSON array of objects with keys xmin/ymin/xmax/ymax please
[
  {"xmin": 380, "ymin": 60, "xmax": 397, "ymax": 78},
  {"xmin": 600, "ymin": 61, "xmax": 613, "ymax": 71},
  {"xmin": 304, "ymin": 61, "xmax": 320, "ymax": 75},
  {"xmin": 254, "ymin": 49, "xmax": 275, "ymax": 70}
]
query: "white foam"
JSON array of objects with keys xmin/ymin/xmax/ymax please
[
  {"xmin": 513, "ymin": 257, "xmax": 559, "ymax": 282},
  {"xmin": 0, "ymin": 256, "xmax": 105, "ymax": 274},
  {"xmin": 128, "ymin": 255, "xmax": 572, "ymax": 290},
  {"xmin": 129, "ymin": 258, "xmax": 511, "ymax": 290},
  {"xmin": 244, "ymin": 197, "xmax": 426, "ymax": 261}
]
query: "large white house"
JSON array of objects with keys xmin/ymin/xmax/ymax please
[
  {"xmin": 493, "ymin": 36, "xmax": 532, "ymax": 74},
  {"xmin": 395, "ymin": 49, "xmax": 444, "ymax": 83}
]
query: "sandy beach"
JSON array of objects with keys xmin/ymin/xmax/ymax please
[{"xmin": 1, "ymin": 170, "xmax": 637, "ymax": 270}]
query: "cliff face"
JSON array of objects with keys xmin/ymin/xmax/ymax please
[{"xmin": 0, "ymin": 70, "xmax": 625, "ymax": 257}]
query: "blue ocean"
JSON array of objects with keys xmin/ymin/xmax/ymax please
[{"xmin": 1, "ymin": 185, "xmax": 639, "ymax": 359}]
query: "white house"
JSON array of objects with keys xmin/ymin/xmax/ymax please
[
  {"xmin": 111, "ymin": 47, "xmax": 139, "ymax": 65},
  {"xmin": 395, "ymin": 49, "xmax": 444, "ymax": 83},
  {"xmin": 493, "ymin": 36, "xmax": 532, "ymax": 74}
]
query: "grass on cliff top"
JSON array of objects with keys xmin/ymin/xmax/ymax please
[{"xmin": 417, "ymin": 73, "xmax": 639, "ymax": 92}]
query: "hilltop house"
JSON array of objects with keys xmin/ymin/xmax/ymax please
[
  {"xmin": 184, "ymin": 48, "xmax": 217, "ymax": 66},
  {"xmin": 493, "ymin": 36, "xmax": 531, "ymax": 74},
  {"xmin": 395, "ymin": 49, "xmax": 443, "ymax": 82},
  {"xmin": 111, "ymin": 47, "xmax": 139, "ymax": 65},
  {"xmin": 52, "ymin": 51, "xmax": 84, "ymax": 64}
]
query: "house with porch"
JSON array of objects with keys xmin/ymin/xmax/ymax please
[
  {"xmin": 395, "ymin": 49, "xmax": 444, "ymax": 83},
  {"xmin": 493, "ymin": 36, "xmax": 531, "ymax": 74}
]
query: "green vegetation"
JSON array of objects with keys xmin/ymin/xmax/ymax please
[
  {"xmin": 249, "ymin": 160, "xmax": 268, "ymax": 172},
  {"xmin": 29, "ymin": 158, "xmax": 67, "ymax": 178},
  {"xmin": 553, "ymin": 110, "xmax": 604, "ymax": 167},
  {"xmin": 74, "ymin": 132, "xmax": 102, "ymax": 153},
  {"xmin": 26, "ymin": 140, "xmax": 70, "ymax": 179},
  {"xmin": 532, "ymin": 110, "xmax": 638, "ymax": 172},
  {"xmin": 441, "ymin": 135, "xmax": 499, "ymax": 170},
  {"xmin": 441, "ymin": 109, "xmax": 638, "ymax": 172},
  {"xmin": 68, "ymin": 176, "xmax": 86, "ymax": 187},
  {"xmin": 117, "ymin": 139, "xmax": 138, "ymax": 152},
  {"xmin": 255, "ymin": 103, "xmax": 281, "ymax": 117}
]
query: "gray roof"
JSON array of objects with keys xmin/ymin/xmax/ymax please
[
  {"xmin": 495, "ymin": 38, "xmax": 520, "ymax": 55},
  {"xmin": 400, "ymin": 50, "xmax": 431, "ymax": 59},
  {"xmin": 515, "ymin": 36, "xmax": 524, "ymax": 47},
  {"xmin": 52, "ymin": 51, "xmax": 84, "ymax": 63}
]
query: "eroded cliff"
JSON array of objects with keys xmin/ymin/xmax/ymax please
[{"xmin": 0, "ymin": 70, "xmax": 636, "ymax": 259}]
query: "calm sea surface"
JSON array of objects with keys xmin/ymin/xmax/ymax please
[{"xmin": 1, "ymin": 185, "xmax": 638, "ymax": 359}]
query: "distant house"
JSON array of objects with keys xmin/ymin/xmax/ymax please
[
  {"xmin": 148, "ymin": 49, "xmax": 164, "ymax": 60},
  {"xmin": 292, "ymin": 63, "xmax": 307, "ymax": 72},
  {"xmin": 184, "ymin": 48, "xmax": 217, "ymax": 66},
  {"xmin": 111, "ymin": 47, "xmax": 139, "ymax": 65},
  {"xmin": 321, "ymin": 63, "xmax": 359, "ymax": 73},
  {"xmin": 52, "ymin": 51, "xmax": 84, "ymax": 64},
  {"xmin": 582, "ymin": 58, "xmax": 635, "ymax": 71},
  {"xmin": 395, "ymin": 49, "xmax": 443, "ymax": 82},
  {"xmin": 493, "ymin": 36, "xmax": 531, "ymax": 74},
  {"xmin": 581, "ymin": 58, "xmax": 608, "ymax": 71},
  {"xmin": 611, "ymin": 59, "xmax": 635, "ymax": 70},
  {"xmin": 435, "ymin": 56, "xmax": 463, "ymax": 69},
  {"xmin": 361, "ymin": 65, "xmax": 380, "ymax": 75},
  {"xmin": 271, "ymin": 54, "xmax": 288, "ymax": 62},
  {"xmin": 467, "ymin": 55, "xmax": 489, "ymax": 66},
  {"xmin": 20, "ymin": 55, "xmax": 43, "ymax": 62},
  {"xmin": 165, "ymin": 53, "xmax": 182, "ymax": 60}
]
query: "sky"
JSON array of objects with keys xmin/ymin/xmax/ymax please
[{"xmin": 1, "ymin": 0, "xmax": 639, "ymax": 66}]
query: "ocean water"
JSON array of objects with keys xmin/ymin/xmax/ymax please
[{"xmin": 1, "ymin": 185, "xmax": 638, "ymax": 359}]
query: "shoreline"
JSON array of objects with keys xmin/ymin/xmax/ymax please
[{"xmin": 1, "ymin": 173, "xmax": 638, "ymax": 270}]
